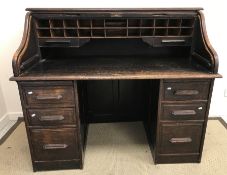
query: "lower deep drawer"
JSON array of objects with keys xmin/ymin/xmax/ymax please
[
  {"xmin": 30, "ymin": 128, "xmax": 80, "ymax": 161},
  {"xmin": 158, "ymin": 122, "xmax": 203, "ymax": 154}
]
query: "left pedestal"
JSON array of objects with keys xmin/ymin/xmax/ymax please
[{"xmin": 17, "ymin": 81, "xmax": 84, "ymax": 171}]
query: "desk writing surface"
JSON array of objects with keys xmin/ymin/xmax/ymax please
[{"xmin": 12, "ymin": 56, "xmax": 220, "ymax": 81}]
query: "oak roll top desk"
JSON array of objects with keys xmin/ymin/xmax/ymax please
[{"xmin": 10, "ymin": 8, "xmax": 221, "ymax": 171}]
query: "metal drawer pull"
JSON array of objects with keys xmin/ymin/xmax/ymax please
[
  {"xmin": 169, "ymin": 137, "xmax": 192, "ymax": 143},
  {"xmin": 172, "ymin": 110, "xmax": 196, "ymax": 116},
  {"xmin": 36, "ymin": 94, "xmax": 63, "ymax": 100},
  {"xmin": 45, "ymin": 39, "xmax": 71, "ymax": 44},
  {"xmin": 43, "ymin": 144, "xmax": 68, "ymax": 150},
  {"xmin": 162, "ymin": 39, "xmax": 185, "ymax": 43},
  {"xmin": 38, "ymin": 115, "xmax": 65, "ymax": 121},
  {"xmin": 174, "ymin": 90, "xmax": 199, "ymax": 96}
]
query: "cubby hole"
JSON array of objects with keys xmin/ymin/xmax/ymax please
[
  {"xmin": 181, "ymin": 18, "xmax": 194, "ymax": 27},
  {"xmin": 65, "ymin": 29, "xmax": 78, "ymax": 37},
  {"xmin": 141, "ymin": 19, "xmax": 154, "ymax": 27},
  {"xmin": 78, "ymin": 19, "xmax": 91, "ymax": 28},
  {"xmin": 106, "ymin": 29, "xmax": 127, "ymax": 37},
  {"xmin": 105, "ymin": 19, "xmax": 127, "ymax": 27},
  {"xmin": 168, "ymin": 19, "xmax": 181, "ymax": 27},
  {"xmin": 50, "ymin": 20, "xmax": 64, "ymax": 28},
  {"xmin": 155, "ymin": 19, "xmax": 168, "ymax": 27},
  {"xmin": 128, "ymin": 29, "xmax": 140, "ymax": 36},
  {"xmin": 92, "ymin": 19, "xmax": 104, "ymax": 27},
  {"xmin": 64, "ymin": 20, "xmax": 77, "ymax": 27},
  {"xmin": 79, "ymin": 29, "xmax": 91, "ymax": 37},
  {"xmin": 128, "ymin": 19, "xmax": 141, "ymax": 27},
  {"xmin": 37, "ymin": 29, "xmax": 51, "ymax": 37},
  {"xmin": 180, "ymin": 28, "xmax": 193, "ymax": 36},
  {"xmin": 51, "ymin": 29, "xmax": 64, "ymax": 37},
  {"xmin": 141, "ymin": 28, "xmax": 154, "ymax": 36},
  {"xmin": 168, "ymin": 28, "xmax": 180, "ymax": 36},
  {"xmin": 36, "ymin": 19, "xmax": 50, "ymax": 28},
  {"xmin": 92, "ymin": 29, "xmax": 105, "ymax": 37},
  {"xmin": 155, "ymin": 28, "xmax": 167, "ymax": 36}
]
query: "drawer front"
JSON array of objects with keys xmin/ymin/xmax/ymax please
[
  {"xmin": 27, "ymin": 108, "xmax": 76, "ymax": 126},
  {"xmin": 163, "ymin": 81, "xmax": 210, "ymax": 101},
  {"xmin": 30, "ymin": 128, "xmax": 80, "ymax": 161},
  {"xmin": 38, "ymin": 38, "xmax": 90, "ymax": 47},
  {"xmin": 161, "ymin": 103, "xmax": 207, "ymax": 121},
  {"xmin": 23, "ymin": 86, "xmax": 74, "ymax": 106},
  {"xmin": 159, "ymin": 123, "xmax": 203, "ymax": 154}
]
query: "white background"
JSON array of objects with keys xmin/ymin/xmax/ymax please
[{"xmin": 0, "ymin": 0, "xmax": 226, "ymax": 121}]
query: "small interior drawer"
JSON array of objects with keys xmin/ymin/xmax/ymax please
[
  {"xmin": 30, "ymin": 128, "xmax": 80, "ymax": 161},
  {"xmin": 161, "ymin": 103, "xmax": 207, "ymax": 121},
  {"xmin": 27, "ymin": 108, "xmax": 76, "ymax": 126},
  {"xmin": 23, "ymin": 85, "xmax": 74, "ymax": 106},
  {"xmin": 163, "ymin": 80, "xmax": 210, "ymax": 101},
  {"xmin": 159, "ymin": 123, "xmax": 203, "ymax": 154}
]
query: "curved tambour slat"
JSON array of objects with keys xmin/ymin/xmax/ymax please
[
  {"xmin": 12, "ymin": 12, "xmax": 32, "ymax": 76},
  {"xmin": 198, "ymin": 11, "xmax": 219, "ymax": 73}
]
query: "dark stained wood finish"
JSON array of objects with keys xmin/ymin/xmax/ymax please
[
  {"xmin": 10, "ymin": 8, "xmax": 221, "ymax": 171},
  {"xmin": 148, "ymin": 79, "xmax": 214, "ymax": 164},
  {"xmin": 86, "ymin": 80, "xmax": 149, "ymax": 123},
  {"xmin": 17, "ymin": 81, "xmax": 84, "ymax": 171},
  {"xmin": 26, "ymin": 8, "xmax": 204, "ymax": 12},
  {"xmin": 30, "ymin": 128, "xmax": 80, "ymax": 161},
  {"xmin": 161, "ymin": 103, "xmax": 207, "ymax": 121},
  {"xmin": 27, "ymin": 108, "xmax": 76, "ymax": 126},
  {"xmin": 22, "ymin": 85, "xmax": 75, "ymax": 106},
  {"xmin": 10, "ymin": 57, "xmax": 221, "ymax": 81},
  {"xmin": 162, "ymin": 80, "xmax": 211, "ymax": 101},
  {"xmin": 158, "ymin": 122, "xmax": 203, "ymax": 154},
  {"xmin": 33, "ymin": 159, "xmax": 81, "ymax": 171}
]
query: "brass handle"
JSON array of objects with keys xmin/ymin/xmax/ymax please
[
  {"xmin": 169, "ymin": 137, "xmax": 192, "ymax": 143},
  {"xmin": 171, "ymin": 110, "xmax": 196, "ymax": 116},
  {"xmin": 174, "ymin": 90, "xmax": 199, "ymax": 96},
  {"xmin": 45, "ymin": 39, "xmax": 71, "ymax": 44},
  {"xmin": 38, "ymin": 115, "xmax": 64, "ymax": 121},
  {"xmin": 36, "ymin": 95, "xmax": 63, "ymax": 100},
  {"xmin": 43, "ymin": 144, "xmax": 68, "ymax": 150},
  {"xmin": 110, "ymin": 13, "xmax": 123, "ymax": 17},
  {"xmin": 162, "ymin": 39, "xmax": 185, "ymax": 43}
]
